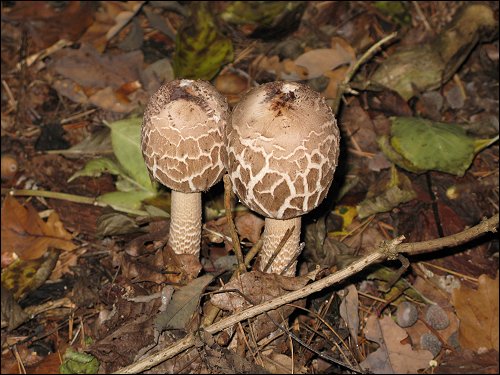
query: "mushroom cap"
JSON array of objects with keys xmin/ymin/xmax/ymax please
[
  {"xmin": 225, "ymin": 81, "xmax": 340, "ymax": 220},
  {"xmin": 142, "ymin": 79, "xmax": 229, "ymax": 192}
]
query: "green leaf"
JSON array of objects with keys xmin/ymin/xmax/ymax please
[
  {"xmin": 108, "ymin": 117, "xmax": 156, "ymax": 192},
  {"xmin": 59, "ymin": 348, "xmax": 99, "ymax": 374},
  {"xmin": 97, "ymin": 191, "xmax": 156, "ymax": 214},
  {"xmin": 381, "ymin": 117, "xmax": 497, "ymax": 176},
  {"xmin": 47, "ymin": 128, "xmax": 113, "ymax": 157},
  {"xmin": 67, "ymin": 157, "xmax": 123, "ymax": 183},
  {"xmin": 173, "ymin": 2, "xmax": 233, "ymax": 80}
]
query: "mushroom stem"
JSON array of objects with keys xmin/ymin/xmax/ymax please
[
  {"xmin": 168, "ymin": 191, "xmax": 202, "ymax": 256},
  {"xmin": 258, "ymin": 217, "xmax": 301, "ymax": 276}
]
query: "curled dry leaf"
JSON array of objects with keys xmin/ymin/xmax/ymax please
[
  {"xmin": 451, "ymin": 272, "xmax": 499, "ymax": 352},
  {"xmin": 1, "ymin": 196, "xmax": 77, "ymax": 263}
]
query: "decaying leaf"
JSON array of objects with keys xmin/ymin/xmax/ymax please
[
  {"xmin": 211, "ymin": 270, "xmax": 317, "ymax": 312},
  {"xmin": 221, "ymin": 1, "xmax": 306, "ymax": 38},
  {"xmin": 1, "ymin": 196, "xmax": 77, "ymax": 262},
  {"xmin": 339, "ymin": 284, "xmax": 360, "ymax": 346},
  {"xmin": 1, "ymin": 249, "xmax": 60, "ymax": 300},
  {"xmin": 155, "ymin": 274, "xmax": 214, "ymax": 331},
  {"xmin": 254, "ymin": 37, "xmax": 355, "ymax": 82},
  {"xmin": 451, "ymin": 272, "xmax": 499, "ymax": 352},
  {"xmin": 357, "ymin": 165, "xmax": 416, "ymax": 218},
  {"xmin": 173, "ymin": 2, "xmax": 233, "ymax": 80},
  {"xmin": 360, "ymin": 315, "xmax": 434, "ymax": 373},
  {"xmin": 370, "ymin": 3, "xmax": 497, "ymax": 100},
  {"xmin": 234, "ymin": 212, "xmax": 265, "ymax": 243},
  {"xmin": 1, "ymin": 284, "xmax": 28, "ymax": 330},
  {"xmin": 80, "ymin": 1, "xmax": 145, "ymax": 52},
  {"xmin": 211, "ymin": 269, "xmax": 318, "ymax": 341},
  {"xmin": 379, "ymin": 117, "xmax": 499, "ymax": 176}
]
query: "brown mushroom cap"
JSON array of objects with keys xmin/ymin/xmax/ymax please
[
  {"xmin": 225, "ymin": 81, "xmax": 340, "ymax": 220},
  {"xmin": 142, "ymin": 79, "xmax": 229, "ymax": 192}
]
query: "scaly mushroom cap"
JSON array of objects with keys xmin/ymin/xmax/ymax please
[
  {"xmin": 225, "ymin": 81, "xmax": 340, "ymax": 220},
  {"xmin": 142, "ymin": 79, "xmax": 229, "ymax": 192}
]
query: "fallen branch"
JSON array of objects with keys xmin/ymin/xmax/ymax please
[{"xmin": 114, "ymin": 213, "xmax": 498, "ymax": 373}]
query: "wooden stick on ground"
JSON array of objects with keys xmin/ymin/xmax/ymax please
[{"xmin": 114, "ymin": 214, "xmax": 498, "ymax": 374}]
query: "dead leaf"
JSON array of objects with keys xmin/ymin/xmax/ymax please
[
  {"xmin": 80, "ymin": 1, "xmax": 145, "ymax": 52},
  {"xmin": 339, "ymin": 284, "xmax": 360, "ymax": 346},
  {"xmin": 211, "ymin": 270, "xmax": 316, "ymax": 312},
  {"xmin": 434, "ymin": 348, "xmax": 499, "ymax": 374},
  {"xmin": 3, "ymin": 1, "xmax": 94, "ymax": 51},
  {"xmin": 49, "ymin": 43, "xmax": 144, "ymax": 90},
  {"xmin": 155, "ymin": 274, "xmax": 214, "ymax": 331},
  {"xmin": 451, "ymin": 272, "xmax": 499, "ymax": 352},
  {"xmin": 211, "ymin": 270, "xmax": 317, "ymax": 341},
  {"xmin": 360, "ymin": 315, "xmax": 434, "ymax": 374},
  {"xmin": 1, "ymin": 250, "xmax": 60, "ymax": 300},
  {"xmin": 293, "ymin": 45, "xmax": 355, "ymax": 80},
  {"xmin": 1, "ymin": 196, "xmax": 77, "ymax": 261},
  {"xmin": 235, "ymin": 212, "xmax": 265, "ymax": 243}
]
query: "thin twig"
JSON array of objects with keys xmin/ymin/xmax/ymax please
[
  {"xmin": 113, "ymin": 214, "xmax": 498, "ymax": 373},
  {"xmin": 244, "ymin": 237, "xmax": 263, "ymax": 267},
  {"xmin": 331, "ymin": 32, "xmax": 398, "ymax": 114},
  {"xmin": 1, "ymin": 188, "xmax": 150, "ymax": 216},
  {"xmin": 223, "ymin": 174, "xmax": 246, "ymax": 273},
  {"xmin": 263, "ymin": 226, "xmax": 295, "ymax": 273}
]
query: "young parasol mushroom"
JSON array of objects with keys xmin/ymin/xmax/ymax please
[
  {"xmin": 225, "ymin": 81, "xmax": 340, "ymax": 275},
  {"xmin": 141, "ymin": 79, "xmax": 229, "ymax": 256}
]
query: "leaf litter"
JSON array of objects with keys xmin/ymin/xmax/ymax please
[{"xmin": 1, "ymin": 1, "xmax": 499, "ymax": 374}]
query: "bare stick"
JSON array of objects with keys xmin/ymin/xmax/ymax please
[
  {"xmin": 223, "ymin": 174, "xmax": 246, "ymax": 273},
  {"xmin": 262, "ymin": 226, "xmax": 294, "ymax": 273},
  {"xmin": 399, "ymin": 214, "xmax": 498, "ymax": 255},
  {"xmin": 331, "ymin": 32, "xmax": 398, "ymax": 114},
  {"xmin": 113, "ymin": 214, "xmax": 498, "ymax": 373}
]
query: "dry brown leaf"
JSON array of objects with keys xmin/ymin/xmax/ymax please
[
  {"xmin": 80, "ymin": 1, "xmax": 145, "ymax": 52},
  {"xmin": 360, "ymin": 315, "xmax": 434, "ymax": 374},
  {"xmin": 293, "ymin": 46, "xmax": 355, "ymax": 80},
  {"xmin": 1, "ymin": 196, "xmax": 77, "ymax": 261},
  {"xmin": 211, "ymin": 270, "xmax": 317, "ymax": 341},
  {"xmin": 339, "ymin": 284, "xmax": 360, "ymax": 346},
  {"xmin": 234, "ymin": 212, "xmax": 264, "ymax": 244},
  {"xmin": 210, "ymin": 270, "xmax": 316, "ymax": 312},
  {"xmin": 3, "ymin": 1, "xmax": 94, "ymax": 51},
  {"xmin": 451, "ymin": 272, "xmax": 499, "ymax": 352}
]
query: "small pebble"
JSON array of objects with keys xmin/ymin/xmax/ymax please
[
  {"xmin": 420, "ymin": 333, "xmax": 442, "ymax": 357},
  {"xmin": 396, "ymin": 301, "xmax": 418, "ymax": 328},
  {"xmin": 425, "ymin": 304, "xmax": 450, "ymax": 330}
]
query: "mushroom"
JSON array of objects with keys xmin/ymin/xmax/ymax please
[
  {"xmin": 225, "ymin": 81, "xmax": 340, "ymax": 275},
  {"xmin": 141, "ymin": 79, "xmax": 229, "ymax": 256}
]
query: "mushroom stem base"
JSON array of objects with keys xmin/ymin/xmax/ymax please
[
  {"xmin": 168, "ymin": 191, "xmax": 202, "ymax": 256},
  {"xmin": 258, "ymin": 217, "xmax": 301, "ymax": 276}
]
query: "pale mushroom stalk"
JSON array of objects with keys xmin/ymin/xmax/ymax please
[
  {"xmin": 142, "ymin": 79, "xmax": 229, "ymax": 257},
  {"xmin": 168, "ymin": 191, "xmax": 202, "ymax": 255},
  {"xmin": 260, "ymin": 217, "xmax": 301, "ymax": 276},
  {"xmin": 225, "ymin": 81, "xmax": 340, "ymax": 276}
]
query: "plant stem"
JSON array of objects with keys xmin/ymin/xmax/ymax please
[{"xmin": 1, "ymin": 188, "xmax": 150, "ymax": 216}]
